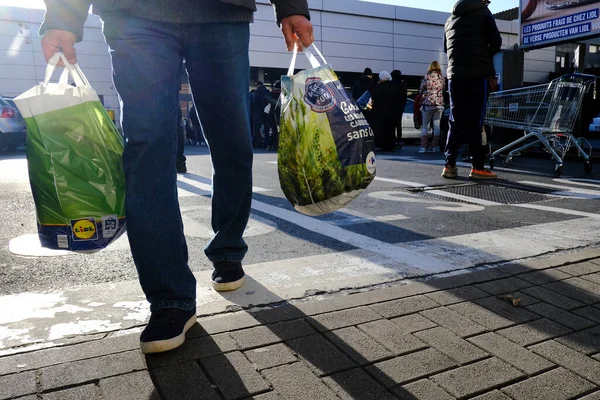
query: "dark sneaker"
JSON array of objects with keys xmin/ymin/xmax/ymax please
[
  {"xmin": 140, "ymin": 308, "xmax": 196, "ymax": 354},
  {"xmin": 441, "ymin": 164, "xmax": 458, "ymax": 179},
  {"xmin": 469, "ymin": 168, "xmax": 497, "ymax": 180},
  {"xmin": 212, "ymin": 261, "xmax": 245, "ymax": 292},
  {"xmin": 176, "ymin": 163, "xmax": 187, "ymax": 174}
]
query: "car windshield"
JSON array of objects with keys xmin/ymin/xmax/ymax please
[{"xmin": 0, "ymin": 97, "xmax": 10, "ymax": 107}]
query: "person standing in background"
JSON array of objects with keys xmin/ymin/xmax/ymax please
[
  {"xmin": 252, "ymin": 81, "xmax": 270, "ymax": 148},
  {"xmin": 418, "ymin": 61, "xmax": 445, "ymax": 154},
  {"xmin": 353, "ymin": 67, "xmax": 377, "ymax": 101},
  {"xmin": 176, "ymin": 106, "xmax": 187, "ymax": 173},
  {"xmin": 370, "ymin": 71, "xmax": 396, "ymax": 152},
  {"xmin": 442, "ymin": 0, "xmax": 501, "ymax": 180},
  {"xmin": 390, "ymin": 70, "xmax": 407, "ymax": 148}
]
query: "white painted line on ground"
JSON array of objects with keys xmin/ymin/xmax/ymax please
[
  {"xmin": 399, "ymin": 217, "xmax": 600, "ymax": 267},
  {"xmin": 518, "ymin": 180, "xmax": 600, "ymax": 199},
  {"xmin": 513, "ymin": 203, "xmax": 600, "ymax": 219},
  {"xmin": 427, "ymin": 190, "xmax": 501, "ymax": 206},
  {"xmin": 374, "ymin": 176, "xmax": 426, "ymax": 188},
  {"xmin": 250, "ymin": 200, "xmax": 452, "ymax": 273},
  {"xmin": 333, "ymin": 208, "xmax": 409, "ymax": 226},
  {"xmin": 177, "ymin": 186, "xmax": 197, "ymax": 197},
  {"xmin": 179, "ymin": 175, "xmax": 453, "ymax": 273},
  {"xmin": 177, "ymin": 175, "xmax": 272, "ymax": 194},
  {"xmin": 554, "ymin": 178, "xmax": 600, "ymax": 188},
  {"xmin": 374, "ymin": 176, "xmax": 600, "ymax": 218},
  {"xmin": 374, "ymin": 176, "xmax": 501, "ymax": 206},
  {"xmin": 4, "ymin": 216, "xmax": 600, "ymax": 351}
]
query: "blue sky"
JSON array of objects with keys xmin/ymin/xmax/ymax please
[{"xmin": 0, "ymin": 0, "xmax": 519, "ymax": 14}]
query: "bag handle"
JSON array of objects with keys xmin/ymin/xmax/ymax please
[
  {"xmin": 44, "ymin": 52, "xmax": 91, "ymax": 88},
  {"xmin": 286, "ymin": 43, "xmax": 328, "ymax": 77}
]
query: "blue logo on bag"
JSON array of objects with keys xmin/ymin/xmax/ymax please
[{"xmin": 304, "ymin": 78, "xmax": 336, "ymax": 113}]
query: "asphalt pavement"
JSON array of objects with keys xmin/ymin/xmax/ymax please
[{"xmin": 0, "ymin": 144, "xmax": 599, "ymax": 399}]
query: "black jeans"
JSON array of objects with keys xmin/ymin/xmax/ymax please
[{"xmin": 445, "ymin": 77, "xmax": 488, "ymax": 170}]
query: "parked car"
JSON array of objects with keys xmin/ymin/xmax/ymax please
[{"xmin": 0, "ymin": 95, "xmax": 26, "ymax": 152}]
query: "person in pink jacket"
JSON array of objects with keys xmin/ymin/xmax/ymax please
[{"xmin": 418, "ymin": 61, "xmax": 446, "ymax": 153}]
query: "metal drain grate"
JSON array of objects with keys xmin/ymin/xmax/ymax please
[{"xmin": 412, "ymin": 184, "xmax": 552, "ymax": 205}]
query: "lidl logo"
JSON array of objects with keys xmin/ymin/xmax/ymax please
[
  {"xmin": 71, "ymin": 218, "xmax": 98, "ymax": 241},
  {"xmin": 366, "ymin": 151, "xmax": 376, "ymax": 174}
]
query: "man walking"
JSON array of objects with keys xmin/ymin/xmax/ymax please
[
  {"xmin": 40, "ymin": 0, "xmax": 313, "ymax": 354},
  {"xmin": 442, "ymin": 0, "xmax": 501, "ymax": 179}
]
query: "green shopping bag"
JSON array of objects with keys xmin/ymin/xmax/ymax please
[
  {"xmin": 13, "ymin": 53, "xmax": 126, "ymax": 250},
  {"xmin": 278, "ymin": 45, "xmax": 376, "ymax": 216}
]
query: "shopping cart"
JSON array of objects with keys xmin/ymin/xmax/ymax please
[{"xmin": 484, "ymin": 74, "xmax": 595, "ymax": 177}]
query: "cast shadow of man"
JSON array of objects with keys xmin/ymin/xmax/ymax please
[{"xmin": 144, "ymin": 258, "xmax": 600, "ymax": 399}]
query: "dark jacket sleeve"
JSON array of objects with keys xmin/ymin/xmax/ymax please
[
  {"xmin": 271, "ymin": 0, "xmax": 310, "ymax": 25},
  {"xmin": 443, "ymin": 31, "xmax": 447, "ymax": 54},
  {"xmin": 484, "ymin": 13, "xmax": 502, "ymax": 55},
  {"xmin": 40, "ymin": 0, "xmax": 91, "ymax": 42}
]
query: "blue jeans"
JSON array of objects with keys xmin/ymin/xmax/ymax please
[{"xmin": 102, "ymin": 16, "xmax": 253, "ymax": 312}]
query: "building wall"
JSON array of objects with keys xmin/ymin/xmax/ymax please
[{"xmin": 0, "ymin": 0, "xmax": 557, "ymax": 122}]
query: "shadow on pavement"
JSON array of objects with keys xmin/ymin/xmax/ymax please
[{"xmin": 146, "ymin": 258, "xmax": 600, "ymax": 399}]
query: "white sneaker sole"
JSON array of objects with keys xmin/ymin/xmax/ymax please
[
  {"xmin": 212, "ymin": 276, "xmax": 245, "ymax": 292},
  {"xmin": 140, "ymin": 314, "xmax": 197, "ymax": 354}
]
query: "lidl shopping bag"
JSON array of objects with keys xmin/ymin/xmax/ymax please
[
  {"xmin": 278, "ymin": 45, "xmax": 376, "ymax": 216},
  {"xmin": 13, "ymin": 53, "xmax": 126, "ymax": 251}
]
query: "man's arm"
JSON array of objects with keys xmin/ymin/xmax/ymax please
[
  {"xmin": 272, "ymin": 0, "xmax": 313, "ymax": 51},
  {"xmin": 40, "ymin": 0, "xmax": 91, "ymax": 63},
  {"xmin": 484, "ymin": 13, "xmax": 502, "ymax": 55}
]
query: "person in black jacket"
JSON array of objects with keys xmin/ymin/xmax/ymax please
[
  {"xmin": 40, "ymin": 0, "xmax": 313, "ymax": 354},
  {"xmin": 252, "ymin": 81, "xmax": 270, "ymax": 148},
  {"xmin": 391, "ymin": 70, "xmax": 407, "ymax": 147},
  {"xmin": 188, "ymin": 105, "xmax": 202, "ymax": 145},
  {"xmin": 442, "ymin": 0, "xmax": 501, "ymax": 180},
  {"xmin": 370, "ymin": 71, "xmax": 396, "ymax": 151},
  {"xmin": 176, "ymin": 106, "xmax": 187, "ymax": 173},
  {"xmin": 353, "ymin": 67, "xmax": 377, "ymax": 101}
]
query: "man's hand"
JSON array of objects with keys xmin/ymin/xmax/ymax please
[
  {"xmin": 280, "ymin": 15, "xmax": 313, "ymax": 52},
  {"xmin": 41, "ymin": 29, "xmax": 78, "ymax": 65}
]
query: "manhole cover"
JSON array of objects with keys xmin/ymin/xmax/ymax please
[{"xmin": 413, "ymin": 184, "xmax": 552, "ymax": 205}]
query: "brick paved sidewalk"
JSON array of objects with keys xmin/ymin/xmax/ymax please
[{"xmin": 2, "ymin": 248, "xmax": 600, "ymax": 400}]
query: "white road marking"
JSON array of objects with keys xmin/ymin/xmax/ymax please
[
  {"xmin": 513, "ymin": 204, "xmax": 600, "ymax": 219},
  {"xmin": 374, "ymin": 176, "xmax": 500, "ymax": 206},
  {"xmin": 331, "ymin": 208, "xmax": 409, "ymax": 226},
  {"xmin": 177, "ymin": 175, "xmax": 272, "ymax": 194},
  {"xmin": 4, "ymin": 217, "xmax": 600, "ymax": 350},
  {"xmin": 554, "ymin": 178, "xmax": 600, "ymax": 188},
  {"xmin": 518, "ymin": 180, "xmax": 600, "ymax": 199},
  {"xmin": 368, "ymin": 191, "xmax": 486, "ymax": 212},
  {"xmin": 179, "ymin": 175, "xmax": 453, "ymax": 272}
]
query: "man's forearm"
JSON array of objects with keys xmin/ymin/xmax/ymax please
[{"xmin": 41, "ymin": 0, "xmax": 91, "ymax": 42}]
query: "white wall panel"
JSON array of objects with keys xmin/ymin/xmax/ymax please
[
  {"xmin": 0, "ymin": 78, "xmax": 37, "ymax": 96},
  {"xmin": 393, "ymin": 21, "xmax": 442, "ymax": 39},
  {"xmin": 323, "ymin": 27, "xmax": 393, "ymax": 47},
  {"xmin": 322, "ymin": 12, "xmax": 393, "ymax": 33},
  {"xmin": 394, "ymin": 35, "xmax": 444, "ymax": 52},
  {"xmin": 322, "ymin": 42, "xmax": 393, "ymax": 61},
  {"xmin": 323, "ymin": 0, "xmax": 395, "ymax": 19}
]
